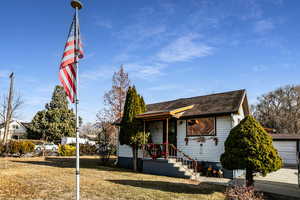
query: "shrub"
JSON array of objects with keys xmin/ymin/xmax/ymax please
[
  {"xmin": 80, "ymin": 144, "xmax": 97, "ymax": 155},
  {"xmin": 58, "ymin": 144, "xmax": 76, "ymax": 156},
  {"xmin": 0, "ymin": 140, "xmax": 35, "ymax": 156},
  {"xmin": 221, "ymin": 115, "xmax": 282, "ymax": 186},
  {"xmin": 225, "ymin": 186, "xmax": 264, "ymax": 200},
  {"xmin": 0, "ymin": 143, "xmax": 5, "ymax": 155},
  {"xmin": 19, "ymin": 141, "xmax": 35, "ymax": 154}
]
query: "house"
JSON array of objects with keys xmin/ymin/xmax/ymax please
[
  {"xmin": 270, "ymin": 134, "xmax": 300, "ymax": 167},
  {"xmin": 117, "ymin": 89, "xmax": 249, "ymax": 179},
  {"xmin": 0, "ymin": 120, "xmax": 29, "ymax": 140}
]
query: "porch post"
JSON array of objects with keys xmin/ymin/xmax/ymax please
[
  {"xmin": 143, "ymin": 120, "xmax": 146, "ymax": 144},
  {"xmin": 166, "ymin": 118, "xmax": 169, "ymax": 159},
  {"xmin": 143, "ymin": 120, "xmax": 146, "ymax": 158}
]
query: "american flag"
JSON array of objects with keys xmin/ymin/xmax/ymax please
[{"xmin": 59, "ymin": 15, "xmax": 84, "ymax": 103}]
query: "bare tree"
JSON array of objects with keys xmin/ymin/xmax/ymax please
[
  {"xmin": 0, "ymin": 94, "xmax": 23, "ymax": 143},
  {"xmin": 96, "ymin": 65, "xmax": 131, "ymax": 148},
  {"xmin": 96, "ymin": 108, "xmax": 116, "ymax": 143},
  {"xmin": 0, "ymin": 73, "xmax": 23, "ymax": 144},
  {"xmin": 252, "ymin": 85, "xmax": 300, "ymax": 134},
  {"xmin": 103, "ymin": 65, "xmax": 131, "ymax": 121},
  {"xmin": 79, "ymin": 122, "xmax": 97, "ymax": 138},
  {"xmin": 96, "ymin": 110, "xmax": 116, "ymax": 165}
]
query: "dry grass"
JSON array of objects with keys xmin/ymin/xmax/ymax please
[{"xmin": 0, "ymin": 156, "xmax": 225, "ymax": 200}]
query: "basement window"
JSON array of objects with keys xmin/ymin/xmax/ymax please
[{"xmin": 186, "ymin": 117, "xmax": 216, "ymax": 136}]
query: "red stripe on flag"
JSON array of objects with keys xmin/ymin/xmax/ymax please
[
  {"xmin": 69, "ymin": 64, "xmax": 77, "ymax": 78},
  {"xmin": 59, "ymin": 71, "xmax": 74, "ymax": 103},
  {"xmin": 60, "ymin": 57, "xmax": 75, "ymax": 68},
  {"xmin": 62, "ymin": 67, "xmax": 76, "ymax": 94},
  {"xmin": 62, "ymin": 49, "xmax": 76, "ymax": 58}
]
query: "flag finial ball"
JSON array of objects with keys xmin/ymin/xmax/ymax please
[{"xmin": 71, "ymin": 0, "xmax": 83, "ymax": 9}]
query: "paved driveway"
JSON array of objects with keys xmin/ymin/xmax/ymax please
[
  {"xmin": 254, "ymin": 168, "xmax": 300, "ymax": 199},
  {"xmin": 255, "ymin": 168, "xmax": 297, "ymax": 184}
]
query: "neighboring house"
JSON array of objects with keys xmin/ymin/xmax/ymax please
[
  {"xmin": 117, "ymin": 89, "xmax": 249, "ymax": 179},
  {"xmin": 270, "ymin": 134, "xmax": 300, "ymax": 166},
  {"xmin": 0, "ymin": 120, "xmax": 29, "ymax": 140},
  {"xmin": 61, "ymin": 137, "xmax": 96, "ymax": 145}
]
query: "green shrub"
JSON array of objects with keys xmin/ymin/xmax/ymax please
[
  {"xmin": 58, "ymin": 144, "xmax": 76, "ymax": 156},
  {"xmin": 221, "ymin": 115, "xmax": 282, "ymax": 186},
  {"xmin": 0, "ymin": 140, "xmax": 35, "ymax": 156}
]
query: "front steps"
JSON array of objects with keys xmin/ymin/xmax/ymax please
[{"xmin": 168, "ymin": 158, "xmax": 200, "ymax": 180}]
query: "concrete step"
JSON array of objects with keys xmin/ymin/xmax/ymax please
[{"xmin": 168, "ymin": 158, "xmax": 200, "ymax": 180}]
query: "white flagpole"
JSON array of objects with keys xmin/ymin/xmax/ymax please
[{"xmin": 71, "ymin": 1, "xmax": 83, "ymax": 200}]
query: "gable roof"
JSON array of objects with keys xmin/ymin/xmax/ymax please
[
  {"xmin": 146, "ymin": 89, "xmax": 249, "ymax": 118},
  {"xmin": 0, "ymin": 120, "xmax": 30, "ymax": 130}
]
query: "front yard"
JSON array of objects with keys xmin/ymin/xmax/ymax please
[{"xmin": 0, "ymin": 156, "xmax": 225, "ymax": 200}]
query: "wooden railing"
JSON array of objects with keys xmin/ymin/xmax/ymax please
[{"xmin": 143, "ymin": 143, "xmax": 198, "ymax": 176}]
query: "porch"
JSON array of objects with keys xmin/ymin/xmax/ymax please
[{"xmin": 137, "ymin": 105, "xmax": 195, "ymax": 160}]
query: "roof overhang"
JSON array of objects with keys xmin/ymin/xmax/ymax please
[
  {"xmin": 136, "ymin": 105, "xmax": 194, "ymax": 121},
  {"xmin": 270, "ymin": 134, "xmax": 300, "ymax": 140}
]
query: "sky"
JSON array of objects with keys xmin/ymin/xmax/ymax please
[{"xmin": 0, "ymin": 0, "xmax": 299, "ymax": 123}]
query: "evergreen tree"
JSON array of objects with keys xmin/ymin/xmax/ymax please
[
  {"xmin": 120, "ymin": 86, "xmax": 149, "ymax": 171},
  {"xmin": 220, "ymin": 115, "xmax": 282, "ymax": 186},
  {"xmin": 27, "ymin": 85, "xmax": 76, "ymax": 142}
]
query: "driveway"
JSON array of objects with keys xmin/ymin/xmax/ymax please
[{"xmin": 254, "ymin": 168, "xmax": 300, "ymax": 199}]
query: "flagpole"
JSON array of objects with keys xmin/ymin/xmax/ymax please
[{"xmin": 71, "ymin": 1, "xmax": 83, "ymax": 200}]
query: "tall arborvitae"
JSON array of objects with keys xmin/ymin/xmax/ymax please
[
  {"xmin": 119, "ymin": 86, "xmax": 149, "ymax": 171},
  {"xmin": 27, "ymin": 85, "xmax": 76, "ymax": 141},
  {"xmin": 221, "ymin": 115, "xmax": 282, "ymax": 186}
]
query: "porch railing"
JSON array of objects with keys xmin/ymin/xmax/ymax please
[
  {"xmin": 169, "ymin": 144, "xmax": 198, "ymax": 176},
  {"xmin": 142, "ymin": 143, "xmax": 198, "ymax": 176},
  {"xmin": 143, "ymin": 143, "xmax": 169, "ymax": 160}
]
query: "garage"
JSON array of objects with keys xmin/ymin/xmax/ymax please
[{"xmin": 271, "ymin": 134, "xmax": 300, "ymax": 166}]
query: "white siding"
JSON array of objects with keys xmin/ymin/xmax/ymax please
[
  {"xmin": 177, "ymin": 116, "xmax": 232, "ymax": 162},
  {"xmin": 118, "ymin": 144, "xmax": 143, "ymax": 158},
  {"xmin": 150, "ymin": 121, "xmax": 163, "ymax": 144},
  {"xmin": 232, "ymin": 105, "xmax": 245, "ymax": 127},
  {"xmin": 273, "ymin": 141, "xmax": 297, "ymax": 165},
  {"xmin": 0, "ymin": 121, "xmax": 27, "ymax": 140}
]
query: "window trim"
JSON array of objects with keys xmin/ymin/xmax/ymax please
[{"xmin": 186, "ymin": 116, "xmax": 217, "ymax": 137}]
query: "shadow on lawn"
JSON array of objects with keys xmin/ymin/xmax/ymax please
[
  {"xmin": 11, "ymin": 157, "xmax": 127, "ymax": 172},
  {"xmin": 108, "ymin": 179, "xmax": 225, "ymax": 194}
]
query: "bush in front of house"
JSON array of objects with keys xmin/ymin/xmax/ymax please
[
  {"xmin": 19, "ymin": 141, "xmax": 35, "ymax": 154},
  {"xmin": 221, "ymin": 115, "xmax": 282, "ymax": 186},
  {"xmin": 0, "ymin": 140, "xmax": 35, "ymax": 156},
  {"xmin": 225, "ymin": 186, "xmax": 264, "ymax": 200},
  {"xmin": 79, "ymin": 144, "xmax": 97, "ymax": 155},
  {"xmin": 58, "ymin": 144, "xmax": 76, "ymax": 156},
  {"xmin": 58, "ymin": 144, "xmax": 100, "ymax": 156}
]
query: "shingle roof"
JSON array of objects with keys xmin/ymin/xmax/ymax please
[{"xmin": 147, "ymin": 89, "xmax": 248, "ymax": 118}]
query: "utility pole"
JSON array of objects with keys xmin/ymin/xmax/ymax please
[{"xmin": 3, "ymin": 72, "xmax": 14, "ymax": 144}]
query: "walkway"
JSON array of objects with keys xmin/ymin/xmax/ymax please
[{"xmin": 197, "ymin": 168, "xmax": 300, "ymax": 199}]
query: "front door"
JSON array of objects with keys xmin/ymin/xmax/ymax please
[{"xmin": 163, "ymin": 119, "xmax": 177, "ymax": 147}]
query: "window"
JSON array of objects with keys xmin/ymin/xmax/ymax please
[{"xmin": 186, "ymin": 117, "xmax": 215, "ymax": 136}]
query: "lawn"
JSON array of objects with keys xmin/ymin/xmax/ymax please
[{"xmin": 0, "ymin": 156, "xmax": 225, "ymax": 200}]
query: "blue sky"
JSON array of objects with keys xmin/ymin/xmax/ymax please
[{"xmin": 0, "ymin": 0, "xmax": 299, "ymax": 123}]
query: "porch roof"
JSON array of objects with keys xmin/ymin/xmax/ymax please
[{"xmin": 136, "ymin": 105, "xmax": 194, "ymax": 120}]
